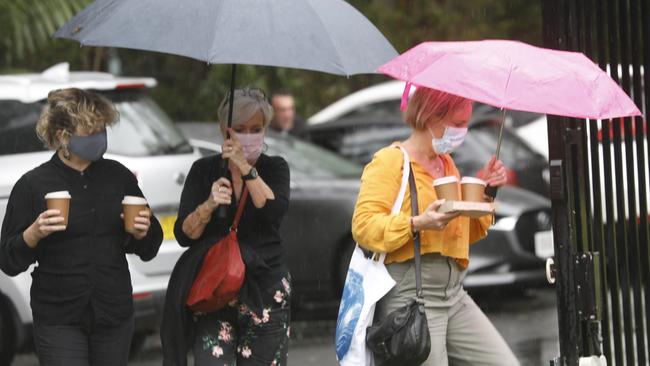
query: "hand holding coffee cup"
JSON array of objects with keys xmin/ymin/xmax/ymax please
[
  {"xmin": 122, "ymin": 196, "xmax": 151, "ymax": 239},
  {"xmin": 45, "ymin": 191, "xmax": 71, "ymax": 226},
  {"xmin": 413, "ymin": 199, "xmax": 461, "ymax": 231},
  {"xmin": 23, "ymin": 208, "xmax": 68, "ymax": 248}
]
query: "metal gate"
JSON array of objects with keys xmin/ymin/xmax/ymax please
[{"xmin": 541, "ymin": 0, "xmax": 650, "ymax": 365}]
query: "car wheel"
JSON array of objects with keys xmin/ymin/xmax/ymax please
[
  {"xmin": 0, "ymin": 300, "xmax": 16, "ymax": 366},
  {"xmin": 334, "ymin": 235, "xmax": 356, "ymax": 297}
]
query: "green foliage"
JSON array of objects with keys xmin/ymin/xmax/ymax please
[
  {"xmin": 0, "ymin": 0, "xmax": 91, "ymax": 65},
  {"xmin": 0, "ymin": 0, "xmax": 541, "ymax": 122}
]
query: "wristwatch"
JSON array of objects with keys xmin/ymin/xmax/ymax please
[{"xmin": 242, "ymin": 167, "xmax": 259, "ymax": 181}]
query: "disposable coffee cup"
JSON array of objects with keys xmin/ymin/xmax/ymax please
[
  {"xmin": 433, "ymin": 176, "xmax": 460, "ymax": 201},
  {"xmin": 461, "ymin": 177, "xmax": 488, "ymax": 202},
  {"xmin": 122, "ymin": 196, "xmax": 148, "ymax": 234},
  {"xmin": 44, "ymin": 191, "xmax": 71, "ymax": 226}
]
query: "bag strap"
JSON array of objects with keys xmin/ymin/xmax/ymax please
[
  {"xmin": 230, "ymin": 187, "xmax": 249, "ymax": 231},
  {"xmin": 369, "ymin": 145, "xmax": 411, "ymax": 263},
  {"xmin": 407, "ymin": 166, "xmax": 423, "ymax": 299}
]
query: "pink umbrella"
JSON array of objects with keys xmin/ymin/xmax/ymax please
[
  {"xmin": 378, "ymin": 40, "xmax": 641, "ymax": 120},
  {"xmin": 378, "ymin": 39, "xmax": 641, "ymax": 196}
]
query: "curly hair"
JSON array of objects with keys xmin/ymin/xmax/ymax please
[
  {"xmin": 404, "ymin": 87, "xmax": 472, "ymax": 130},
  {"xmin": 36, "ymin": 88, "xmax": 119, "ymax": 149}
]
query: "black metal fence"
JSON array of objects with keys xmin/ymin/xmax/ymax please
[{"xmin": 541, "ymin": 0, "xmax": 650, "ymax": 365}]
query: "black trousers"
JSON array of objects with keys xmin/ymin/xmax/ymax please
[{"xmin": 33, "ymin": 307, "xmax": 134, "ymax": 366}]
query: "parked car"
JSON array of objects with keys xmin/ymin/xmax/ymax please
[
  {"xmin": 0, "ymin": 63, "xmax": 200, "ymax": 363},
  {"xmin": 179, "ymin": 123, "xmax": 555, "ymax": 317},
  {"xmin": 305, "ymin": 80, "xmax": 551, "ymax": 197}
]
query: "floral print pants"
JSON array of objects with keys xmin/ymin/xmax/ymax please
[{"xmin": 193, "ymin": 276, "xmax": 291, "ymax": 366}]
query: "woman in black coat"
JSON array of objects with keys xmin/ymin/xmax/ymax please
[{"xmin": 162, "ymin": 87, "xmax": 291, "ymax": 366}]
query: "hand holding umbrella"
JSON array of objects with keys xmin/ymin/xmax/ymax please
[{"xmin": 477, "ymin": 155, "xmax": 508, "ymax": 198}]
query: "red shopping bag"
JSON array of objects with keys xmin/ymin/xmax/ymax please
[{"xmin": 186, "ymin": 188, "xmax": 248, "ymax": 313}]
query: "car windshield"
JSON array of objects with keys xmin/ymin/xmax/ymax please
[
  {"xmin": 265, "ymin": 133, "xmax": 364, "ymax": 179},
  {"xmin": 105, "ymin": 90, "xmax": 192, "ymax": 156},
  {"xmin": 0, "ymin": 89, "xmax": 191, "ymax": 157}
]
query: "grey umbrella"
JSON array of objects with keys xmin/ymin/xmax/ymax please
[
  {"xmin": 53, "ymin": 0, "xmax": 397, "ymax": 76},
  {"xmin": 54, "ymin": 0, "xmax": 397, "ymax": 217}
]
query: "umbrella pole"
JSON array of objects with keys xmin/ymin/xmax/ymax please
[
  {"xmin": 494, "ymin": 108, "xmax": 506, "ymax": 160},
  {"xmin": 486, "ymin": 108, "xmax": 507, "ymax": 199},
  {"xmin": 217, "ymin": 64, "xmax": 238, "ymax": 218}
]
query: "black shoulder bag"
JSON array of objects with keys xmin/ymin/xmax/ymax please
[{"xmin": 365, "ymin": 165, "xmax": 431, "ymax": 365}]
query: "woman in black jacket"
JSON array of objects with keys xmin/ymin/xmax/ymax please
[
  {"xmin": 0, "ymin": 88, "xmax": 163, "ymax": 366},
  {"xmin": 162, "ymin": 87, "xmax": 291, "ymax": 366}
]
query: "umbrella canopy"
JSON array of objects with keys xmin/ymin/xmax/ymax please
[
  {"xmin": 54, "ymin": 0, "xmax": 397, "ymax": 76},
  {"xmin": 378, "ymin": 39, "xmax": 641, "ymax": 120}
]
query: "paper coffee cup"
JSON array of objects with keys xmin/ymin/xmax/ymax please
[
  {"xmin": 122, "ymin": 196, "xmax": 148, "ymax": 234},
  {"xmin": 433, "ymin": 176, "xmax": 460, "ymax": 201},
  {"xmin": 45, "ymin": 191, "xmax": 71, "ymax": 226},
  {"xmin": 461, "ymin": 177, "xmax": 487, "ymax": 202}
]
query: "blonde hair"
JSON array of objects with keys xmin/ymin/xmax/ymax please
[
  {"xmin": 217, "ymin": 87, "xmax": 273, "ymax": 128},
  {"xmin": 404, "ymin": 87, "xmax": 471, "ymax": 130},
  {"xmin": 36, "ymin": 88, "xmax": 119, "ymax": 149}
]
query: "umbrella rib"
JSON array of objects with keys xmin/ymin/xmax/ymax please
[
  {"xmin": 303, "ymin": 0, "xmax": 347, "ymax": 75},
  {"xmin": 502, "ymin": 61, "xmax": 514, "ymax": 109}
]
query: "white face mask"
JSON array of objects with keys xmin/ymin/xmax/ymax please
[
  {"xmin": 429, "ymin": 126, "xmax": 468, "ymax": 154},
  {"xmin": 234, "ymin": 132, "xmax": 264, "ymax": 163}
]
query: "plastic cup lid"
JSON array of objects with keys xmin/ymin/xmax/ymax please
[
  {"xmin": 45, "ymin": 191, "xmax": 71, "ymax": 199},
  {"xmin": 122, "ymin": 196, "xmax": 148, "ymax": 205},
  {"xmin": 433, "ymin": 176, "xmax": 459, "ymax": 186},
  {"xmin": 461, "ymin": 177, "xmax": 487, "ymax": 186}
]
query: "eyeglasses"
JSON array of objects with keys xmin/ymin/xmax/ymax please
[{"xmin": 222, "ymin": 87, "xmax": 268, "ymax": 107}]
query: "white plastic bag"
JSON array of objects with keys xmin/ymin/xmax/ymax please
[{"xmin": 336, "ymin": 146, "xmax": 411, "ymax": 366}]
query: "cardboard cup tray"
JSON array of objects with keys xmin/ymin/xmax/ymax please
[{"xmin": 437, "ymin": 200, "xmax": 495, "ymax": 218}]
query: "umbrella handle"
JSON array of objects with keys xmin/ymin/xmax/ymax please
[
  {"xmin": 217, "ymin": 64, "xmax": 238, "ymax": 219},
  {"xmin": 485, "ymin": 109, "xmax": 507, "ymax": 199}
]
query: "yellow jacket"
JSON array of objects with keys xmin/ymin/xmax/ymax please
[{"xmin": 351, "ymin": 145, "xmax": 492, "ymax": 268}]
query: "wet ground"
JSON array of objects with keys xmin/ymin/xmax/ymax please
[{"xmin": 13, "ymin": 287, "xmax": 559, "ymax": 365}]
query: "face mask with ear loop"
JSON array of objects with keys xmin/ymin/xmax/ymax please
[
  {"xmin": 66, "ymin": 129, "xmax": 108, "ymax": 162},
  {"xmin": 428, "ymin": 126, "xmax": 468, "ymax": 154}
]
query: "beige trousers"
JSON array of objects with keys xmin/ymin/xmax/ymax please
[{"xmin": 376, "ymin": 253, "xmax": 520, "ymax": 366}]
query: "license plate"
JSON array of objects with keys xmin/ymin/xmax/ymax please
[
  {"xmin": 534, "ymin": 230, "xmax": 554, "ymax": 258},
  {"xmin": 159, "ymin": 215, "xmax": 177, "ymax": 241}
]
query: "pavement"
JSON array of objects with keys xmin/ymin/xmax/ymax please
[{"xmin": 13, "ymin": 287, "xmax": 559, "ymax": 365}]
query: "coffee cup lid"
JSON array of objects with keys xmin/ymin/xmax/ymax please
[
  {"xmin": 122, "ymin": 196, "xmax": 148, "ymax": 205},
  {"xmin": 433, "ymin": 176, "xmax": 459, "ymax": 186},
  {"xmin": 461, "ymin": 177, "xmax": 487, "ymax": 186},
  {"xmin": 45, "ymin": 191, "xmax": 71, "ymax": 199}
]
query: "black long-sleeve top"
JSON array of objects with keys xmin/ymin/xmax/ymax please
[
  {"xmin": 161, "ymin": 153, "xmax": 290, "ymax": 366},
  {"xmin": 0, "ymin": 153, "xmax": 163, "ymax": 326},
  {"xmin": 173, "ymin": 153, "xmax": 291, "ymax": 296}
]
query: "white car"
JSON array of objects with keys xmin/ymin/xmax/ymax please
[{"xmin": 0, "ymin": 63, "xmax": 197, "ymax": 363}]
